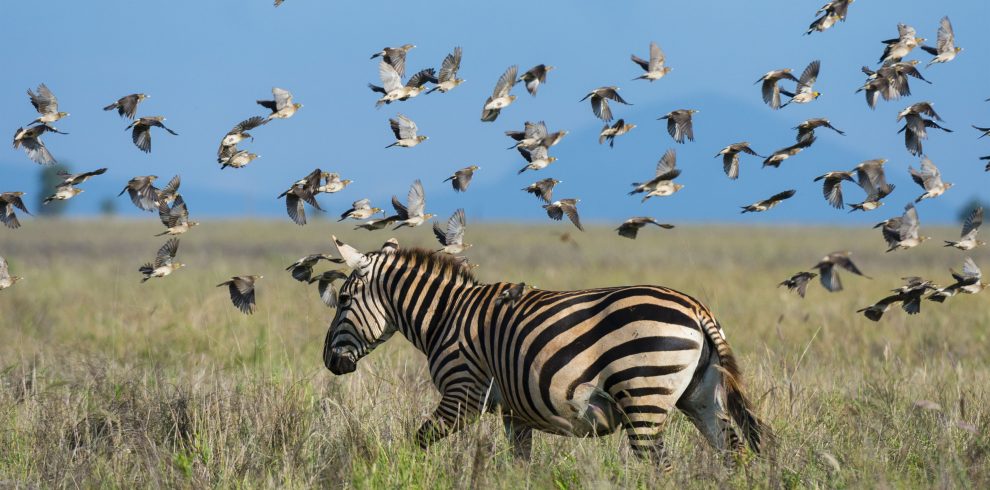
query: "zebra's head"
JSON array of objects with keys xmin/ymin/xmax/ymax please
[{"xmin": 323, "ymin": 236, "xmax": 397, "ymax": 375}]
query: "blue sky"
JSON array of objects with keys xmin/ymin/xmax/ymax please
[{"xmin": 1, "ymin": 0, "xmax": 988, "ymax": 225}]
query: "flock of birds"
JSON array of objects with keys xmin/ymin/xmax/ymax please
[{"xmin": 1, "ymin": 1, "xmax": 988, "ymax": 321}]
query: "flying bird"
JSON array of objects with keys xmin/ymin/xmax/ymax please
[
  {"xmin": 309, "ymin": 270, "xmax": 349, "ymax": 307},
  {"xmin": 257, "ymin": 87, "xmax": 302, "ymax": 120},
  {"xmin": 812, "ymin": 251, "xmax": 869, "ymax": 292},
  {"xmin": 339, "ymin": 198, "xmax": 383, "ymax": 221},
  {"xmin": 42, "ymin": 184, "xmax": 83, "ymax": 205},
  {"xmin": 139, "ymin": 238, "xmax": 184, "ymax": 282},
  {"xmin": 505, "ymin": 121, "xmax": 567, "ymax": 150},
  {"xmin": 517, "ymin": 64, "xmax": 554, "ymax": 96},
  {"xmin": 319, "ymin": 172, "xmax": 352, "ymax": 194},
  {"xmin": 616, "ymin": 217, "xmax": 674, "ymax": 239},
  {"xmin": 858, "ymin": 277, "xmax": 938, "ymax": 321},
  {"xmin": 0, "ymin": 192, "xmax": 30, "ymax": 229},
  {"xmin": 0, "ymin": 256, "xmax": 22, "ymax": 291},
  {"xmin": 389, "ymin": 180, "xmax": 434, "ymax": 229},
  {"xmin": 858, "ymin": 61, "xmax": 929, "ymax": 109},
  {"xmin": 909, "ymin": 157, "xmax": 953, "ymax": 203},
  {"xmin": 433, "ymin": 209, "xmax": 470, "ymax": 254},
  {"xmin": 897, "ymin": 102, "xmax": 951, "ymax": 156},
  {"xmin": 56, "ymin": 167, "xmax": 107, "ymax": 187},
  {"xmin": 716, "ymin": 142, "xmax": 762, "ymax": 180},
  {"xmin": 944, "ymin": 207, "xmax": 984, "ymax": 251},
  {"xmin": 795, "ymin": 118, "xmax": 844, "ymax": 143},
  {"xmin": 126, "ymin": 116, "xmax": 177, "ymax": 153},
  {"xmin": 877, "ymin": 203, "xmax": 930, "ymax": 252},
  {"xmin": 779, "ymin": 60, "xmax": 821, "ymax": 107},
  {"xmin": 740, "ymin": 190, "xmax": 796, "ymax": 213},
  {"xmin": 481, "ymin": 65, "xmax": 518, "ymax": 122},
  {"xmin": 26, "ymin": 83, "xmax": 69, "ymax": 126},
  {"xmin": 444, "ymin": 165, "xmax": 480, "ymax": 192},
  {"xmin": 517, "ymin": 145, "xmax": 557, "ymax": 174},
  {"xmin": 920, "ymin": 17, "xmax": 962, "ymax": 67},
  {"xmin": 879, "ymin": 24, "xmax": 925, "ymax": 65},
  {"xmin": 522, "ymin": 178, "xmax": 561, "ymax": 204},
  {"xmin": 220, "ymin": 150, "xmax": 260, "ymax": 170},
  {"xmin": 386, "ymin": 114, "xmax": 427, "ymax": 148},
  {"xmin": 755, "ymin": 69, "xmax": 799, "ymax": 110},
  {"xmin": 278, "ymin": 169, "xmax": 325, "ymax": 226},
  {"xmin": 631, "ymin": 42, "xmax": 671, "ymax": 81},
  {"xmin": 630, "ymin": 149, "xmax": 682, "ymax": 201},
  {"xmin": 580, "ymin": 87, "xmax": 630, "ymax": 122},
  {"xmin": 779, "ymin": 271, "xmax": 818, "ymax": 298},
  {"xmin": 848, "ymin": 159, "xmax": 895, "ymax": 212},
  {"xmin": 103, "ymin": 93, "xmax": 148, "ymax": 119},
  {"xmin": 428, "ymin": 47, "xmax": 464, "ymax": 94},
  {"xmin": 217, "ymin": 276, "xmax": 262, "ymax": 315},
  {"xmin": 806, "ymin": 0, "xmax": 853, "ymax": 35},
  {"xmin": 12, "ymin": 124, "xmax": 64, "ymax": 165},
  {"xmin": 658, "ymin": 109, "xmax": 698, "ymax": 144},
  {"xmin": 544, "ymin": 199, "xmax": 583, "ymax": 231},
  {"xmin": 218, "ymin": 116, "xmax": 267, "ymax": 162},
  {"xmin": 599, "ymin": 119, "xmax": 636, "ymax": 147},
  {"xmin": 155, "ymin": 195, "xmax": 198, "ymax": 236},
  {"xmin": 369, "ymin": 61, "xmax": 434, "ymax": 106},
  {"xmin": 813, "ymin": 171, "xmax": 855, "ymax": 209},
  {"xmin": 370, "ymin": 44, "xmax": 416, "ymax": 78},
  {"xmin": 119, "ymin": 175, "xmax": 160, "ymax": 212},
  {"xmin": 286, "ymin": 254, "xmax": 343, "ymax": 283},
  {"xmin": 928, "ymin": 258, "xmax": 986, "ymax": 302},
  {"xmin": 763, "ymin": 137, "xmax": 815, "ymax": 168}
]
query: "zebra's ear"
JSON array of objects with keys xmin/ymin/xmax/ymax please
[
  {"xmin": 381, "ymin": 238, "xmax": 399, "ymax": 254},
  {"xmin": 331, "ymin": 235, "xmax": 371, "ymax": 273}
]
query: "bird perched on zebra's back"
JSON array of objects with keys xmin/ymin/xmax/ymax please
[
  {"xmin": 494, "ymin": 282, "xmax": 532, "ymax": 308},
  {"xmin": 517, "ymin": 145, "xmax": 557, "ymax": 174},
  {"xmin": 858, "ymin": 277, "xmax": 938, "ymax": 321},
  {"xmin": 370, "ymin": 44, "xmax": 416, "ymax": 78},
  {"xmin": 444, "ymin": 165, "xmax": 480, "ymax": 192},
  {"xmin": 806, "ymin": 0, "xmax": 853, "ymax": 35},
  {"xmin": 580, "ymin": 87, "xmax": 630, "ymax": 122},
  {"xmin": 12, "ymin": 124, "xmax": 64, "ymax": 165},
  {"xmin": 428, "ymin": 47, "xmax": 464, "ymax": 94},
  {"xmin": 879, "ymin": 24, "xmax": 925, "ymax": 65},
  {"xmin": 310, "ymin": 270, "xmax": 349, "ymax": 307},
  {"xmin": 814, "ymin": 171, "xmax": 854, "ymax": 209},
  {"xmin": 103, "ymin": 93, "xmax": 148, "ymax": 119},
  {"xmin": 741, "ymin": 190, "xmax": 796, "ymax": 213},
  {"xmin": 877, "ymin": 203, "xmax": 930, "ymax": 252},
  {"xmin": 0, "ymin": 192, "xmax": 30, "ymax": 229},
  {"xmin": 434, "ymin": 209, "xmax": 470, "ymax": 255},
  {"xmin": 779, "ymin": 60, "xmax": 821, "ymax": 107},
  {"xmin": 517, "ymin": 64, "xmax": 554, "ymax": 96},
  {"xmin": 812, "ymin": 251, "xmax": 869, "ymax": 292},
  {"xmin": 754, "ymin": 68, "xmax": 798, "ymax": 110},
  {"xmin": 928, "ymin": 258, "xmax": 986, "ymax": 302},
  {"xmin": 630, "ymin": 149, "xmax": 682, "ymax": 201},
  {"xmin": 658, "ymin": 109, "xmax": 698, "ymax": 144},
  {"xmin": 945, "ymin": 207, "xmax": 984, "ymax": 251},
  {"xmin": 763, "ymin": 137, "xmax": 815, "ymax": 168},
  {"xmin": 339, "ymin": 198, "xmax": 383, "ymax": 222},
  {"xmin": 139, "ymin": 238, "xmax": 183, "ymax": 283},
  {"xmin": 286, "ymin": 254, "xmax": 344, "ymax": 283},
  {"xmin": 126, "ymin": 116, "xmax": 177, "ymax": 153},
  {"xmin": 481, "ymin": 65, "xmax": 519, "ymax": 122},
  {"xmin": 119, "ymin": 175, "xmax": 160, "ymax": 212},
  {"xmin": 26, "ymin": 83, "xmax": 69, "ymax": 126},
  {"xmin": 522, "ymin": 178, "xmax": 560, "ymax": 204},
  {"xmin": 716, "ymin": 142, "xmax": 762, "ymax": 180},
  {"xmin": 848, "ymin": 159, "xmax": 895, "ymax": 211},
  {"xmin": 778, "ymin": 271, "xmax": 818, "ymax": 298},
  {"xmin": 217, "ymin": 275, "xmax": 262, "ymax": 315},
  {"xmin": 217, "ymin": 116, "xmax": 267, "ymax": 162},
  {"xmin": 616, "ymin": 217, "xmax": 674, "ymax": 239},
  {"xmin": 544, "ymin": 199, "xmax": 583, "ymax": 231},
  {"xmin": 920, "ymin": 17, "xmax": 962, "ymax": 67},
  {"xmin": 909, "ymin": 157, "xmax": 952, "ymax": 203},
  {"xmin": 631, "ymin": 42, "xmax": 671, "ymax": 82},
  {"xmin": 388, "ymin": 180, "xmax": 434, "ymax": 229},
  {"xmin": 258, "ymin": 87, "xmax": 302, "ymax": 120},
  {"xmin": 795, "ymin": 118, "xmax": 844, "ymax": 143},
  {"xmin": 0, "ymin": 256, "xmax": 22, "ymax": 291},
  {"xmin": 386, "ymin": 114, "xmax": 427, "ymax": 148},
  {"xmin": 156, "ymin": 195, "xmax": 198, "ymax": 236},
  {"xmin": 599, "ymin": 119, "xmax": 636, "ymax": 148},
  {"xmin": 278, "ymin": 169, "xmax": 325, "ymax": 226}
]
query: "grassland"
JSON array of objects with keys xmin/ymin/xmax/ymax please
[{"xmin": 0, "ymin": 219, "xmax": 988, "ymax": 488}]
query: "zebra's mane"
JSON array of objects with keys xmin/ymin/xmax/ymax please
[{"xmin": 380, "ymin": 247, "xmax": 478, "ymax": 285}]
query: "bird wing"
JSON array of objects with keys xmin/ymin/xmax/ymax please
[
  {"xmin": 20, "ymin": 136, "xmax": 56, "ymax": 165},
  {"xmin": 560, "ymin": 200, "xmax": 583, "ymax": 231},
  {"xmin": 591, "ymin": 96, "xmax": 612, "ymax": 122},
  {"xmin": 383, "ymin": 47, "xmax": 409, "ymax": 78},
  {"xmin": 761, "ymin": 79, "xmax": 781, "ymax": 109},
  {"xmin": 822, "ymin": 178, "xmax": 844, "ymax": 209},
  {"xmin": 406, "ymin": 179, "xmax": 426, "ymax": 217},
  {"xmin": 406, "ymin": 68, "xmax": 437, "ymax": 88},
  {"xmin": 285, "ymin": 193, "xmax": 306, "ymax": 225},
  {"xmin": 649, "ymin": 42, "xmax": 665, "ymax": 71},
  {"xmin": 654, "ymin": 148, "xmax": 677, "ymax": 178},
  {"xmin": 0, "ymin": 256, "xmax": 8, "ymax": 281},
  {"xmin": 155, "ymin": 238, "xmax": 180, "ymax": 267},
  {"xmin": 525, "ymin": 121, "xmax": 548, "ymax": 141},
  {"xmin": 160, "ymin": 175, "xmax": 181, "ymax": 197},
  {"xmin": 352, "ymin": 198, "xmax": 371, "ymax": 210},
  {"xmin": 797, "ymin": 60, "xmax": 821, "ymax": 92},
  {"xmin": 432, "ymin": 221, "xmax": 448, "ymax": 246},
  {"xmin": 231, "ymin": 116, "xmax": 267, "ymax": 134},
  {"xmin": 392, "ymin": 114, "xmax": 418, "ymax": 140},
  {"xmin": 722, "ymin": 153, "xmax": 740, "ymax": 180},
  {"xmin": 29, "ymin": 83, "xmax": 58, "ymax": 115},
  {"xmin": 961, "ymin": 257, "xmax": 982, "ymax": 280},
  {"xmin": 769, "ymin": 189, "xmax": 797, "ymax": 204},
  {"xmin": 438, "ymin": 47, "xmax": 462, "ymax": 83},
  {"xmin": 132, "ymin": 125, "xmax": 152, "ymax": 153},
  {"xmin": 617, "ymin": 223, "xmax": 638, "ymax": 239},
  {"xmin": 599, "ymin": 88, "xmax": 628, "ymax": 104},
  {"xmin": 936, "ymin": 16, "xmax": 955, "ymax": 53},
  {"xmin": 493, "ymin": 65, "xmax": 518, "ymax": 98},
  {"xmin": 900, "ymin": 204, "xmax": 920, "ymax": 240},
  {"xmin": 391, "ymin": 195, "xmax": 409, "ymax": 220},
  {"xmin": 673, "ymin": 113, "xmax": 694, "ymax": 142},
  {"xmin": 961, "ymin": 207, "xmax": 983, "ymax": 238},
  {"xmin": 455, "ymin": 169, "xmax": 473, "ymax": 191},
  {"xmin": 446, "ymin": 209, "xmax": 466, "ymax": 246},
  {"xmin": 630, "ymin": 54, "xmax": 650, "ymax": 72},
  {"xmin": 272, "ymin": 88, "xmax": 293, "ymax": 110},
  {"xmin": 225, "ymin": 279, "xmax": 256, "ymax": 314},
  {"xmin": 818, "ymin": 264, "xmax": 842, "ymax": 292},
  {"xmin": 118, "ymin": 94, "xmax": 140, "ymax": 119}
]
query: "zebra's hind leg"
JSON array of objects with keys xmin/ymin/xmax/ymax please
[
  {"xmin": 501, "ymin": 414, "xmax": 533, "ymax": 460},
  {"xmin": 676, "ymin": 358, "xmax": 745, "ymax": 460},
  {"xmin": 416, "ymin": 390, "xmax": 481, "ymax": 449},
  {"xmin": 616, "ymin": 394, "xmax": 672, "ymax": 471}
]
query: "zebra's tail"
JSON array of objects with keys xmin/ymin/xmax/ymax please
[{"xmin": 700, "ymin": 314, "xmax": 769, "ymax": 454}]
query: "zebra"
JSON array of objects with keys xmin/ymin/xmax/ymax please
[{"xmin": 323, "ymin": 236, "xmax": 767, "ymax": 467}]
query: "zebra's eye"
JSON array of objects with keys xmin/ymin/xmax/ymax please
[{"xmin": 337, "ymin": 293, "xmax": 351, "ymax": 304}]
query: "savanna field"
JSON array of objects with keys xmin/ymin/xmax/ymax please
[{"xmin": 0, "ymin": 220, "xmax": 987, "ymax": 488}]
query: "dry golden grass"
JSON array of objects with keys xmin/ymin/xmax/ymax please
[{"xmin": 0, "ymin": 219, "xmax": 988, "ymax": 488}]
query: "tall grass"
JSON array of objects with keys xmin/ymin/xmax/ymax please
[{"xmin": 0, "ymin": 220, "xmax": 987, "ymax": 488}]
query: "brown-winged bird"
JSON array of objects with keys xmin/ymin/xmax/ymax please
[
  {"xmin": 0, "ymin": 192, "xmax": 30, "ymax": 229},
  {"xmin": 616, "ymin": 217, "xmax": 674, "ymax": 239},
  {"xmin": 812, "ymin": 251, "xmax": 869, "ymax": 292},
  {"xmin": 104, "ymin": 93, "xmax": 148, "ymax": 119},
  {"xmin": 126, "ymin": 116, "xmax": 178, "ymax": 153},
  {"xmin": 217, "ymin": 276, "xmax": 262, "ymax": 315}
]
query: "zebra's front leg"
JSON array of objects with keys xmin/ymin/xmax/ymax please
[
  {"xmin": 416, "ymin": 391, "xmax": 480, "ymax": 448},
  {"xmin": 617, "ymin": 394, "xmax": 673, "ymax": 472},
  {"xmin": 502, "ymin": 414, "xmax": 533, "ymax": 460}
]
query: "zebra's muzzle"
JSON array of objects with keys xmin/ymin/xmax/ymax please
[{"xmin": 327, "ymin": 348, "xmax": 357, "ymax": 375}]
